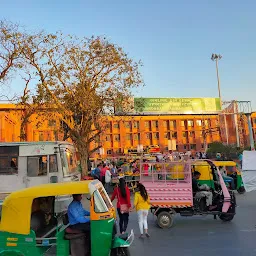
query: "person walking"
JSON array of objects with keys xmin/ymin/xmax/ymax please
[
  {"xmin": 105, "ymin": 168, "xmax": 112, "ymax": 193},
  {"xmin": 100, "ymin": 164, "xmax": 107, "ymax": 186},
  {"xmin": 111, "ymin": 178, "xmax": 131, "ymax": 234},
  {"xmin": 134, "ymin": 183, "xmax": 151, "ymax": 238}
]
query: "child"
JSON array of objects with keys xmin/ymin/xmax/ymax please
[{"xmin": 134, "ymin": 183, "xmax": 151, "ymax": 238}]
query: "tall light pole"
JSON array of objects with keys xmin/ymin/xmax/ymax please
[
  {"xmin": 211, "ymin": 54, "xmax": 222, "ymax": 105},
  {"xmin": 211, "ymin": 53, "xmax": 229, "ymax": 144}
]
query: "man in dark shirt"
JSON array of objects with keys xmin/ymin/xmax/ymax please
[{"xmin": 192, "ymin": 171, "xmax": 201, "ymax": 192}]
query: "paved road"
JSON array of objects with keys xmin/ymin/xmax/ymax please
[{"xmin": 126, "ymin": 191, "xmax": 256, "ymax": 256}]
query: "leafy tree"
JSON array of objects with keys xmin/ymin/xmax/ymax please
[{"xmin": 21, "ymin": 32, "xmax": 143, "ymax": 174}]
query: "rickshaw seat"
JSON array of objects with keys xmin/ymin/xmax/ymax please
[
  {"xmin": 62, "ymin": 213, "xmax": 84, "ymax": 236},
  {"xmin": 65, "ymin": 227, "xmax": 84, "ymax": 234}
]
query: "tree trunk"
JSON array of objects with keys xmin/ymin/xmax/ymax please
[
  {"xmin": 20, "ymin": 122, "xmax": 27, "ymax": 141},
  {"xmin": 77, "ymin": 143, "xmax": 90, "ymax": 177}
]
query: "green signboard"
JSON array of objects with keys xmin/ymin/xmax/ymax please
[{"xmin": 134, "ymin": 97, "xmax": 221, "ymax": 114}]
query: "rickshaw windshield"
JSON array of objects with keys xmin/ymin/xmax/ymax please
[{"xmin": 93, "ymin": 187, "xmax": 113, "ymax": 213}]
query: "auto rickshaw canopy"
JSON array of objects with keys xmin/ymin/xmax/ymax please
[
  {"xmin": 0, "ymin": 180, "xmax": 99, "ymax": 235},
  {"xmin": 213, "ymin": 161, "xmax": 237, "ymax": 167}
]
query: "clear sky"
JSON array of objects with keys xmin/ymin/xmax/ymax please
[{"xmin": 1, "ymin": 0, "xmax": 256, "ymax": 109}]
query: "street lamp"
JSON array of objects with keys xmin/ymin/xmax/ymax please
[
  {"xmin": 211, "ymin": 53, "xmax": 222, "ymax": 105},
  {"xmin": 211, "ymin": 54, "xmax": 229, "ymax": 144}
]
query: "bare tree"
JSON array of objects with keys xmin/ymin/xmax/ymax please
[
  {"xmin": 0, "ymin": 20, "xmax": 23, "ymax": 83},
  {"xmin": 21, "ymin": 32, "xmax": 143, "ymax": 174}
]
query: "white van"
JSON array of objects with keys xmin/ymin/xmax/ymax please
[{"xmin": 0, "ymin": 141, "xmax": 81, "ymax": 198}]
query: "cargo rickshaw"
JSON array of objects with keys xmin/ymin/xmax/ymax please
[
  {"xmin": 140, "ymin": 160, "xmax": 236, "ymax": 228},
  {"xmin": 192, "ymin": 160, "xmax": 245, "ymax": 194},
  {"xmin": 0, "ymin": 180, "xmax": 134, "ymax": 256}
]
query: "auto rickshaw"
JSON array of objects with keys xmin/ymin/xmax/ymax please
[
  {"xmin": 192, "ymin": 160, "xmax": 245, "ymax": 194},
  {"xmin": 0, "ymin": 180, "xmax": 133, "ymax": 256},
  {"xmin": 143, "ymin": 160, "xmax": 236, "ymax": 228},
  {"xmin": 213, "ymin": 161, "xmax": 245, "ymax": 194}
]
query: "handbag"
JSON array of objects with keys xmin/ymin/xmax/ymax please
[{"xmin": 117, "ymin": 188, "xmax": 129, "ymax": 214}]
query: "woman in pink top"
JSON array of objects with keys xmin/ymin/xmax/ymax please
[
  {"xmin": 111, "ymin": 178, "xmax": 131, "ymax": 234},
  {"xmin": 143, "ymin": 160, "xmax": 149, "ymax": 176}
]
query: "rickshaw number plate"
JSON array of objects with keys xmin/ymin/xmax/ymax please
[{"xmin": 25, "ymin": 238, "xmax": 33, "ymax": 242}]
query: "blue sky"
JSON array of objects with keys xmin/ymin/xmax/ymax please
[{"xmin": 1, "ymin": 0, "xmax": 256, "ymax": 109}]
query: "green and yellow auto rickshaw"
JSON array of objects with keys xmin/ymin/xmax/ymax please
[
  {"xmin": 213, "ymin": 161, "xmax": 245, "ymax": 194},
  {"xmin": 0, "ymin": 180, "xmax": 133, "ymax": 256},
  {"xmin": 192, "ymin": 160, "xmax": 245, "ymax": 194}
]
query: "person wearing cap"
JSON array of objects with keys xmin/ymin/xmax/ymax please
[{"xmin": 68, "ymin": 194, "xmax": 90, "ymax": 232}]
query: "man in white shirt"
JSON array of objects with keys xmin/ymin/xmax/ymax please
[{"xmin": 105, "ymin": 169, "xmax": 112, "ymax": 193}]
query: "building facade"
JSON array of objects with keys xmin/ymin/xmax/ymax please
[{"xmin": 0, "ymin": 104, "xmax": 255, "ymax": 156}]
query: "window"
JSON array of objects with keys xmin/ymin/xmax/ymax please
[
  {"xmin": 49, "ymin": 155, "xmax": 58, "ymax": 173},
  {"xmin": 201, "ymin": 144, "xmax": 205, "ymax": 149},
  {"xmin": 133, "ymin": 134, "xmax": 140, "ymax": 141},
  {"xmin": 170, "ymin": 120, "xmax": 176, "ymax": 129},
  {"xmin": 115, "ymin": 148, "xmax": 122, "ymax": 154},
  {"xmin": 0, "ymin": 156, "xmax": 18, "ymax": 174},
  {"xmin": 196, "ymin": 120, "xmax": 202, "ymax": 126},
  {"xmin": 125, "ymin": 122, "xmax": 131, "ymax": 129},
  {"xmin": 39, "ymin": 131, "xmax": 44, "ymax": 141},
  {"xmin": 171, "ymin": 131, "xmax": 177, "ymax": 139},
  {"xmin": 190, "ymin": 144, "xmax": 196, "ymax": 150},
  {"xmin": 105, "ymin": 135, "xmax": 111, "ymax": 142},
  {"xmin": 187, "ymin": 120, "xmax": 194, "ymax": 127},
  {"xmin": 126, "ymin": 134, "xmax": 132, "ymax": 140},
  {"xmin": 27, "ymin": 155, "xmax": 47, "ymax": 177},
  {"xmin": 107, "ymin": 149, "xmax": 112, "ymax": 155},
  {"xmin": 133, "ymin": 121, "xmax": 139, "ymax": 128},
  {"xmin": 61, "ymin": 148, "xmax": 78, "ymax": 176},
  {"xmin": 254, "ymin": 118, "xmax": 256, "ymax": 124},
  {"xmin": 48, "ymin": 120, "xmax": 56, "ymax": 127},
  {"xmin": 164, "ymin": 121, "xmax": 169, "ymax": 128},
  {"xmin": 182, "ymin": 131, "xmax": 188, "ymax": 138},
  {"xmin": 180, "ymin": 121, "xmax": 185, "ymax": 127},
  {"xmin": 184, "ymin": 145, "xmax": 187, "ymax": 150},
  {"xmin": 114, "ymin": 135, "xmax": 120, "ymax": 141},
  {"xmin": 113, "ymin": 122, "xmax": 119, "ymax": 129},
  {"xmin": 93, "ymin": 189, "xmax": 110, "ymax": 213},
  {"xmin": 164, "ymin": 132, "xmax": 170, "ymax": 139},
  {"xmin": 152, "ymin": 121, "xmax": 158, "ymax": 128},
  {"xmin": 145, "ymin": 121, "xmax": 150, "ymax": 128},
  {"xmin": 146, "ymin": 133, "xmax": 152, "ymax": 139},
  {"xmin": 189, "ymin": 131, "xmax": 195, "ymax": 138},
  {"xmin": 153, "ymin": 132, "xmax": 159, "ymax": 139},
  {"xmin": 106, "ymin": 122, "xmax": 111, "ymax": 129}
]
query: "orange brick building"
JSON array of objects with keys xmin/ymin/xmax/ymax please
[{"xmin": 0, "ymin": 104, "xmax": 255, "ymax": 156}]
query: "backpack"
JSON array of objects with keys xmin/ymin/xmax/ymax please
[{"xmin": 91, "ymin": 168, "xmax": 99, "ymax": 179}]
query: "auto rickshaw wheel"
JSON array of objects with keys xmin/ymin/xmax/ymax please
[
  {"xmin": 219, "ymin": 201, "xmax": 235, "ymax": 222},
  {"xmin": 157, "ymin": 211, "xmax": 173, "ymax": 228},
  {"xmin": 111, "ymin": 247, "xmax": 131, "ymax": 256},
  {"xmin": 237, "ymin": 186, "xmax": 246, "ymax": 194},
  {"xmin": 219, "ymin": 213, "xmax": 234, "ymax": 222}
]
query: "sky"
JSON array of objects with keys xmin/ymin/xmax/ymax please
[{"xmin": 1, "ymin": 0, "xmax": 256, "ymax": 110}]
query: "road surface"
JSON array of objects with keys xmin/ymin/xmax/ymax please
[{"xmin": 127, "ymin": 191, "xmax": 256, "ymax": 256}]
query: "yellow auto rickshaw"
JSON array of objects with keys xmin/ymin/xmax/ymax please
[
  {"xmin": 192, "ymin": 160, "xmax": 245, "ymax": 194},
  {"xmin": 213, "ymin": 161, "xmax": 245, "ymax": 194},
  {"xmin": 0, "ymin": 180, "xmax": 133, "ymax": 256}
]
